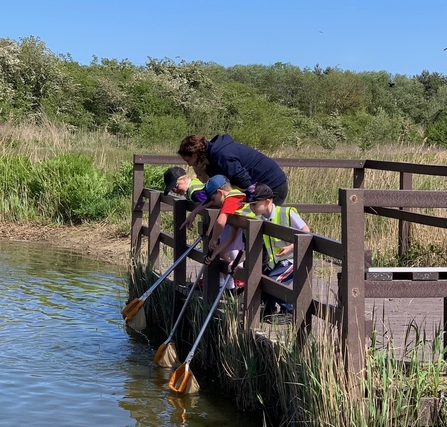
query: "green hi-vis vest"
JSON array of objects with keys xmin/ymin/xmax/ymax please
[
  {"xmin": 263, "ymin": 206, "xmax": 298, "ymax": 270},
  {"xmin": 225, "ymin": 189, "xmax": 256, "ymax": 218},
  {"xmin": 186, "ymin": 178, "xmax": 205, "ymax": 200}
]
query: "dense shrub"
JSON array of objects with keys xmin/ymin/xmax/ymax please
[
  {"xmin": 109, "ymin": 159, "xmax": 166, "ymax": 192},
  {"xmin": 2, "ymin": 36, "xmax": 447, "ymax": 149},
  {"xmin": 29, "ymin": 153, "xmax": 112, "ymax": 223},
  {"xmin": 426, "ymin": 111, "xmax": 447, "ymax": 146},
  {"xmin": 137, "ymin": 115, "xmax": 189, "ymax": 147}
]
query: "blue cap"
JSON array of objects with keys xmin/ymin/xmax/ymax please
[{"xmin": 204, "ymin": 175, "xmax": 229, "ymax": 203}]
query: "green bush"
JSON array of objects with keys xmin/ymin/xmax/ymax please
[
  {"xmin": 137, "ymin": 114, "xmax": 189, "ymax": 146},
  {"xmin": 359, "ymin": 108, "xmax": 403, "ymax": 150},
  {"xmin": 108, "ymin": 161, "xmax": 134, "ymax": 197},
  {"xmin": 228, "ymin": 85, "xmax": 296, "ymax": 149},
  {"xmin": 109, "ymin": 160, "xmax": 166, "ymax": 194},
  {"xmin": 29, "ymin": 153, "xmax": 112, "ymax": 223},
  {"xmin": 426, "ymin": 111, "xmax": 447, "ymax": 146},
  {"xmin": 341, "ymin": 110, "xmax": 372, "ymax": 142},
  {"xmin": 144, "ymin": 165, "xmax": 167, "ymax": 191}
]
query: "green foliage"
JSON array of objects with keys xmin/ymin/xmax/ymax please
[
  {"xmin": 358, "ymin": 108, "xmax": 403, "ymax": 150},
  {"xmin": 29, "ymin": 153, "xmax": 112, "ymax": 223},
  {"xmin": 0, "ymin": 154, "xmax": 33, "ymax": 192},
  {"xmin": 396, "ymin": 242, "xmax": 447, "ymax": 267},
  {"xmin": 314, "ymin": 112, "xmax": 347, "ymax": 149},
  {"xmin": 224, "ymin": 83, "xmax": 297, "ymax": 149},
  {"xmin": 108, "ymin": 159, "xmax": 165, "ymax": 195},
  {"xmin": 137, "ymin": 114, "xmax": 189, "ymax": 146},
  {"xmin": 341, "ymin": 110, "xmax": 372, "ymax": 142},
  {"xmin": 1, "ymin": 36, "xmax": 447, "ymax": 148},
  {"xmin": 0, "ymin": 155, "xmax": 35, "ymax": 221},
  {"xmin": 108, "ymin": 161, "xmax": 134, "ymax": 197},
  {"xmin": 144, "ymin": 165, "xmax": 166, "ymax": 191},
  {"xmin": 426, "ymin": 110, "xmax": 447, "ymax": 146},
  {"xmin": 414, "ymin": 70, "xmax": 447, "ymax": 100},
  {"xmin": 373, "ymin": 242, "xmax": 447, "ymax": 267},
  {"xmin": 0, "ymin": 36, "xmax": 70, "ymax": 121}
]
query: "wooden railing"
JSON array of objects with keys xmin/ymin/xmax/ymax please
[{"xmin": 130, "ymin": 154, "xmax": 447, "ymax": 378}]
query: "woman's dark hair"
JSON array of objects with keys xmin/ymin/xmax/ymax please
[{"xmin": 177, "ymin": 135, "xmax": 208, "ymax": 166}]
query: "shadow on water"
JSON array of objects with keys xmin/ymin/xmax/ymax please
[{"xmin": 0, "ymin": 240, "xmax": 261, "ymax": 427}]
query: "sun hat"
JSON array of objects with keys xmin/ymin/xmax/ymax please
[
  {"xmin": 239, "ymin": 182, "xmax": 274, "ymax": 204},
  {"xmin": 203, "ymin": 175, "xmax": 229, "ymax": 203},
  {"xmin": 163, "ymin": 167, "xmax": 187, "ymax": 195}
]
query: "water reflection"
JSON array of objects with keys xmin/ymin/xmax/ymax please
[{"xmin": 0, "ymin": 240, "xmax": 260, "ymax": 427}]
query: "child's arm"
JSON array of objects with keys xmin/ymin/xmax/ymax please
[
  {"xmin": 290, "ymin": 209, "xmax": 310, "ymax": 233},
  {"xmin": 208, "ymin": 212, "xmax": 228, "ymax": 250},
  {"xmin": 205, "ymin": 225, "xmax": 239, "ymax": 263},
  {"xmin": 180, "ymin": 200, "xmax": 214, "ymax": 230}
]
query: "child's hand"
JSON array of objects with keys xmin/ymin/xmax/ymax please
[
  {"xmin": 228, "ymin": 260, "xmax": 239, "ymax": 273},
  {"xmin": 204, "ymin": 253, "xmax": 215, "ymax": 265},
  {"xmin": 180, "ymin": 213, "xmax": 196, "ymax": 230},
  {"xmin": 276, "ymin": 244, "xmax": 294, "ymax": 258},
  {"xmin": 204, "ymin": 248, "xmax": 215, "ymax": 265},
  {"xmin": 228, "ymin": 258, "xmax": 244, "ymax": 274}
]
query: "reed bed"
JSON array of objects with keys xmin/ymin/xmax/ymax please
[{"xmin": 129, "ymin": 258, "xmax": 447, "ymax": 427}]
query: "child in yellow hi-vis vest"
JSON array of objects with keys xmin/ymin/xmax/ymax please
[
  {"xmin": 244, "ymin": 182, "xmax": 310, "ymax": 322},
  {"xmin": 163, "ymin": 166, "xmax": 207, "ymax": 203}
]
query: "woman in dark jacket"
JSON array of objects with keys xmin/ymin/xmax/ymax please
[{"xmin": 177, "ymin": 134, "xmax": 288, "ymax": 205}]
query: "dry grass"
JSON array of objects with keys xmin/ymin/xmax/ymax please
[{"xmin": 2, "ymin": 119, "xmax": 447, "ymax": 265}]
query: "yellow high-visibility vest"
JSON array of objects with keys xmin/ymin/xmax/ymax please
[
  {"xmin": 186, "ymin": 179, "xmax": 204, "ymax": 200},
  {"xmin": 224, "ymin": 189, "xmax": 256, "ymax": 218},
  {"xmin": 263, "ymin": 206, "xmax": 298, "ymax": 269}
]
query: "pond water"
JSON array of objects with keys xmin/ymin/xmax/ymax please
[{"xmin": 0, "ymin": 240, "xmax": 260, "ymax": 427}]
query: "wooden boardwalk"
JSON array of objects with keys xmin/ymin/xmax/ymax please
[{"xmin": 181, "ymin": 258, "xmax": 444, "ymax": 357}]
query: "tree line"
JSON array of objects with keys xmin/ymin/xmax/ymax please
[{"xmin": 1, "ymin": 36, "xmax": 447, "ymax": 150}]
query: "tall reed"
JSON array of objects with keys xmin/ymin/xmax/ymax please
[{"xmin": 132, "ymin": 254, "xmax": 447, "ymax": 426}]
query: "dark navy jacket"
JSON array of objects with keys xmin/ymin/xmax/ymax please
[{"xmin": 205, "ymin": 134, "xmax": 287, "ymax": 190}]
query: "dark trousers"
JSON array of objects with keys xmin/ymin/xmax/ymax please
[{"xmin": 271, "ymin": 180, "xmax": 288, "ymax": 206}]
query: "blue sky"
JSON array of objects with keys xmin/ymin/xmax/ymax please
[{"xmin": 3, "ymin": 0, "xmax": 447, "ymax": 76}]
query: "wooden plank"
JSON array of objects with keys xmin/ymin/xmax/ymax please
[
  {"xmin": 367, "ymin": 267, "xmax": 447, "ymax": 273},
  {"xmin": 365, "ymin": 280, "xmax": 447, "ymax": 298}
]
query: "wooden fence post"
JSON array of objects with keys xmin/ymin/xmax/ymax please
[
  {"xmin": 293, "ymin": 233, "xmax": 314, "ymax": 335},
  {"xmin": 243, "ymin": 218, "xmax": 264, "ymax": 329},
  {"xmin": 173, "ymin": 198, "xmax": 187, "ymax": 286},
  {"xmin": 202, "ymin": 209, "xmax": 221, "ymax": 304},
  {"xmin": 148, "ymin": 190, "xmax": 161, "ymax": 270},
  {"xmin": 131, "ymin": 156, "xmax": 145, "ymax": 254},
  {"xmin": 339, "ymin": 188, "xmax": 366, "ymax": 389},
  {"xmin": 353, "ymin": 166, "xmax": 365, "ymax": 188},
  {"xmin": 398, "ymin": 171, "xmax": 413, "ymax": 256}
]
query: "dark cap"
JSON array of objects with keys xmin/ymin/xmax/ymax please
[
  {"xmin": 163, "ymin": 167, "xmax": 186, "ymax": 195},
  {"xmin": 239, "ymin": 182, "xmax": 274, "ymax": 204},
  {"xmin": 203, "ymin": 175, "xmax": 229, "ymax": 204}
]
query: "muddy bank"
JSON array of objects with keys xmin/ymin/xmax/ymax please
[{"xmin": 0, "ymin": 222, "xmax": 131, "ymax": 268}]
